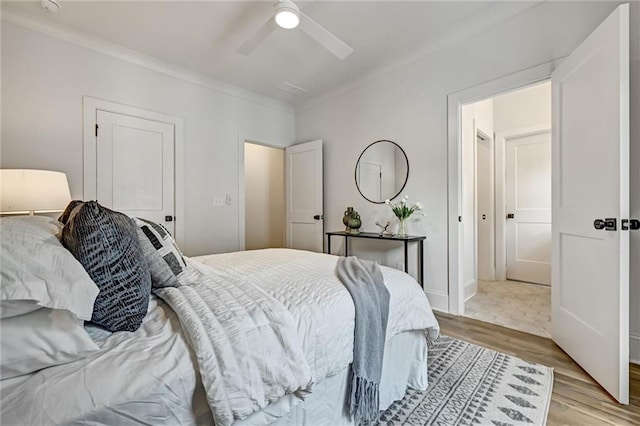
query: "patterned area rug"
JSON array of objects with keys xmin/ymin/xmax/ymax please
[{"xmin": 376, "ymin": 336, "xmax": 553, "ymax": 426}]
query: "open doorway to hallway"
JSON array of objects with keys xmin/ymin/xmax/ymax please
[
  {"xmin": 244, "ymin": 142, "xmax": 285, "ymax": 250},
  {"xmin": 461, "ymin": 81, "xmax": 552, "ymax": 337}
]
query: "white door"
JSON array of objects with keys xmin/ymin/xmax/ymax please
[
  {"xmin": 552, "ymin": 4, "xmax": 629, "ymax": 404},
  {"xmin": 96, "ymin": 110, "xmax": 175, "ymax": 234},
  {"xmin": 505, "ymin": 131, "xmax": 551, "ymax": 285},
  {"xmin": 358, "ymin": 161, "xmax": 382, "ymax": 202},
  {"xmin": 285, "ymin": 140, "xmax": 323, "ymax": 252},
  {"xmin": 476, "ymin": 133, "xmax": 493, "ymax": 281}
]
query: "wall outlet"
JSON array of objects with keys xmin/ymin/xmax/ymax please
[{"xmin": 213, "ymin": 197, "xmax": 224, "ymax": 207}]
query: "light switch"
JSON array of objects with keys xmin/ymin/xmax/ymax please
[{"xmin": 225, "ymin": 194, "xmax": 232, "ymax": 205}]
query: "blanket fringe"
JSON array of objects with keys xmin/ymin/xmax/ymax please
[{"xmin": 350, "ymin": 373, "xmax": 380, "ymax": 425}]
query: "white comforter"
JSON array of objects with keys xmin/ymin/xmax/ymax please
[
  {"xmin": 193, "ymin": 249, "xmax": 439, "ymax": 386},
  {"xmin": 155, "ymin": 259, "xmax": 314, "ymax": 426}
]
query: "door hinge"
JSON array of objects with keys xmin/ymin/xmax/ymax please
[
  {"xmin": 622, "ymin": 219, "xmax": 640, "ymax": 231},
  {"xmin": 95, "ymin": 124, "xmax": 99, "ymax": 137}
]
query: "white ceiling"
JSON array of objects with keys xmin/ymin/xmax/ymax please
[{"xmin": 2, "ymin": 1, "xmax": 537, "ymax": 107}]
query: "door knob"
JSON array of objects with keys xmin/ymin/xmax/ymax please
[
  {"xmin": 507, "ymin": 213, "xmax": 515, "ymax": 219},
  {"xmin": 594, "ymin": 218, "xmax": 616, "ymax": 231},
  {"xmin": 313, "ymin": 214, "xmax": 324, "ymax": 220},
  {"xmin": 165, "ymin": 215, "xmax": 174, "ymax": 222}
]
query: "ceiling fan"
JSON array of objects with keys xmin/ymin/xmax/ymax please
[{"xmin": 237, "ymin": 0, "xmax": 353, "ymax": 60}]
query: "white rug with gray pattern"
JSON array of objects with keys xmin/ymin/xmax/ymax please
[{"xmin": 376, "ymin": 336, "xmax": 553, "ymax": 426}]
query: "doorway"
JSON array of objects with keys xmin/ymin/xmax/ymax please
[
  {"xmin": 243, "ymin": 142, "xmax": 285, "ymax": 250},
  {"xmin": 461, "ymin": 82, "xmax": 553, "ymax": 338}
]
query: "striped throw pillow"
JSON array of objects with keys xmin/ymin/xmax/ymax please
[{"xmin": 134, "ymin": 218, "xmax": 192, "ymax": 288}]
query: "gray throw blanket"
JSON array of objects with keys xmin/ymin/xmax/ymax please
[{"xmin": 336, "ymin": 256, "xmax": 390, "ymax": 425}]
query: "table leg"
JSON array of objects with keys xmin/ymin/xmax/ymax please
[
  {"xmin": 345, "ymin": 236, "xmax": 349, "ymax": 257},
  {"xmin": 404, "ymin": 241, "xmax": 408, "ymax": 274},
  {"xmin": 419, "ymin": 240, "xmax": 424, "ymax": 289},
  {"xmin": 327, "ymin": 235, "xmax": 331, "ymax": 254}
]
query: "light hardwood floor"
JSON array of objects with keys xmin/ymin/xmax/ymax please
[{"xmin": 436, "ymin": 312, "xmax": 640, "ymax": 425}]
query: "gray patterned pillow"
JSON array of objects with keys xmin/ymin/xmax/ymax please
[
  {"xmin": 134, "ymin": 217, "xmax": 193, "ymax": 288},
  {"xmin": 60, "ymin": 201, "xmax": 151, "ymax": 332}
]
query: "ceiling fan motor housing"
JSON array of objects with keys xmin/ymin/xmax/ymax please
[{"xmin": 41, "ymin": 0, "xmax": 61, "ymax": 13}]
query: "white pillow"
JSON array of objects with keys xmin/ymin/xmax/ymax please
[
  {"xmin": 0, "ymin": 308, "xmax": 100, "ymax": 379},
  {"xmin": 0, "ymin": 216, "xmax": 99, "ymax": 320},
  {"xmin": 0, "ymin": 300, "xmax": 40, "ymax": 318}
]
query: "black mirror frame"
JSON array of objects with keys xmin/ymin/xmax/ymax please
[{"xmin": 354, "ymin": 139, "xmax": 409, "ymax": 204}]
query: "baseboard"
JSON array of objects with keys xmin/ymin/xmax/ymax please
[
  {"xmin": 425, "ymin": 290, "xmax": 449, "ymax": 313},
  {"xmin": 464, "ymin": 279, "xmax": 477, "ymax": 302},
  {"xmin": 630, "ymin": 333, "xmax": 640, "ymax": 365}
]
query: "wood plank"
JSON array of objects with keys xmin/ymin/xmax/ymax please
[{"xmin": 435, "ymin": 312, "xmax": 640, "ymax": 425}]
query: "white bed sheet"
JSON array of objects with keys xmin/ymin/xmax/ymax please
[
  {"xmin": 1, "ymin": 249, "xmax": 439, "ymax": 425},
  {"xmin": 1, "ymin": 296, "xmax": 212, "ymax": 426},
  {"xmin": 241, "ymin": 330, "xmax": 429, "ymax": 426},
  {"xmin": 1, "ymin": 303, "xmax": 428, "ymax": 426}
]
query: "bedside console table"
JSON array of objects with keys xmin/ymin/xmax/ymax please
[{"xmin": 326, "ymin": 231, "xmax": 426, "ymax": 288}]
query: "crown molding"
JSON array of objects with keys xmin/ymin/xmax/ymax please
[
  {"xmin": 1, "ymin": 7, "xmax": 295, "ymax": 115},
  {"xmin": 297, "ymin": 1, "xmax": 543, "ymax": 113}
]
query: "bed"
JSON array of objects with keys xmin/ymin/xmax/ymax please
[{"xmin": 0, "ymin": 214, "xmax": 439, "ymax": 425}]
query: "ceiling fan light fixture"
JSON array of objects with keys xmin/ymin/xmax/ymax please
[{"xmin": 274, "ymin": 0, "xmax": 300, "ymax": 29}]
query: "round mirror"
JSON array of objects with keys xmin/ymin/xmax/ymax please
[{"xmin": 355, "ymin": 140, "xmax": 409, "ymax": 204}]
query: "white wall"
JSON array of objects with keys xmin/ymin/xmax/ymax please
[
  {"xmin": 493, "ymin": 82, "xmax": 552, "ymax": 134},
  {"xmin": 244, "ymin": 143, "xmax": 285, "ymax": 250},
  {"xmin": 296, "ymin": 1, "xmax": 637, "ymax": 313},
  {"xmin": 1, "ymin": 21, "xmax": 295, "ymax": 256}
]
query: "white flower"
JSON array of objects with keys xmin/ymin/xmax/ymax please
[
  {"xmin": 384, "ymin": 199, "xmax": 390, "ymax": 205},
  {"xmin": 403, "ymin": 195, "xmax": 409, "ymax": 200},
  {"xmin": 416, "ymin": 202, "xmax": 423, "ymax": 209}
]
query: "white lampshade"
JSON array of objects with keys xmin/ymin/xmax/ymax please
[
  {"xmin": 274, "ymin": 0, "xmax": 300, "ymax": 29},
  {"xmin": 0, "ymin": 169, "xmax": 71, "ymax": 215}
]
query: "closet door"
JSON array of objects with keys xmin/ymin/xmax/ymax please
[
  {"xmin": 96, "ymin": 110, "xmax": 175, "ymax": 234},
  {"xmin": 285, "ymin": 140, "xmax": 323, "ymax": 252}
]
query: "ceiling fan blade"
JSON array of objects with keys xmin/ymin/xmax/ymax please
[
  {"xmin": 237, "ymin": 18, "xmax": 277, "ymax": 56},
  {"xmin": 298, "ymin": 13, "xmax": 353, "ymax": 60}
]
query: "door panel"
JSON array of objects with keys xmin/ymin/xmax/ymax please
[
  {"xmin": 97, "ymin": 110, "xmax": 175, "ymax": 235},
  {"xmin": 111, "ymin": 126, "xmax": 164, "ymax": 211},
  {"xmin": 506, "ymin": 131, "xmax": 551, "ymax": 285},
  {"xmin": 551, "ymin": 4, "xmax": 629, "ymax": 404},
  {"xmin": 285, "ymin": 140, "xmax": 323, "ymax": 252}
]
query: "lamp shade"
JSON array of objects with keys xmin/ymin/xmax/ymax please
[{"xmin": 0, "ymin": 169, "xmax": 71, "ymax": 214}]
